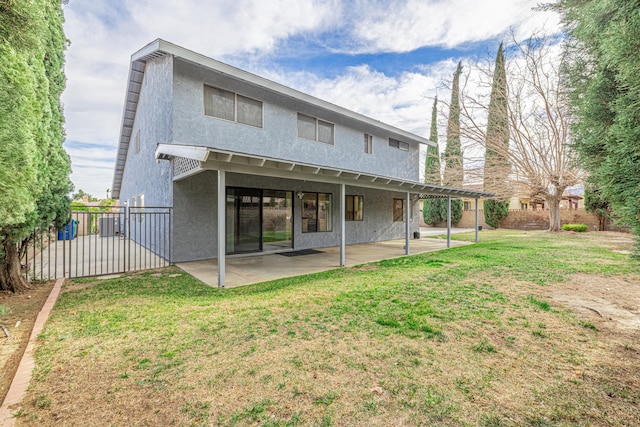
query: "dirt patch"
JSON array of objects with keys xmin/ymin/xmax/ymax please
[
  {"xmin": 543, "ymin": 232, "xmax": 640, "ymax": 330},
  {"xmin": 0, "ymin": 282, "xmax": 55, "ymax": 404},
  {"xmin": 547, "ymin": 273, "xmax": 640, "ymax": 331}
]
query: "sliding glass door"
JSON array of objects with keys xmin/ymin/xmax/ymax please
[
  {"xmin": 262, "ymin": 190, "xmax": 293, "ymax": 251},
  {"xmin": 226, "ymin": 188, "xmax": 262, "ymax": 254},
  {"xmin": 226, "ymin": 188, "xmax": 293, "ymax": 254}
]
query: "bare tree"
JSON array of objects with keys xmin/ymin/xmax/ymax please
[{"xmin": 460, "ymin": 34, "xmax": 582, "ymax": 231}]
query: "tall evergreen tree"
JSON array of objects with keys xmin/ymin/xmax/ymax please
[
  {"xmin": 0, "ymin": 0, "xmax": 71, "ymax": 292},
  {"xmin": 556, "ymin": 0, "xmax": 640, "ymax": 252},
  {"xmin": 423, "ymin": 96, "xmax": 448, "ymax": 225},
  {"xmin": 443, "ymin": 62, "xmax": 463, "ymax": 187},
  {"xmin": 443, "ymin": 62, "xmax": 463, "ymax": 225},
  {"xmin": 425, "ymin": 96, "xmax": 440, "ymax": 184},
  {"xmin": 483, "ymin": 43, "xmax": 511, "ymax": 228}
]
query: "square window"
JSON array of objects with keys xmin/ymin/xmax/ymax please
[
  {"xmin": 204, "ymin": 86, "xmax": 235, "ymax": 121},
  {"xmin": 237, "ymin": 95, "xmax": 263, "ymax": 128},
  {"xmin": 297, "ymin": 113, "xmax": 317, "ymax": 141},
  {"xmin": 318, "ymin": 120, "xmax": 334, "ymax": 144}
]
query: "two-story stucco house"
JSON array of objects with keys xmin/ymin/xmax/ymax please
[{"xmin": 112, "ymin": 39, "xmax": 489, "ymax": 287}]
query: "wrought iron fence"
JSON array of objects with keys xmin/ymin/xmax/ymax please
[{"xmin": 22, "ymin": 207, "xmax": 172, "ymax": 281}]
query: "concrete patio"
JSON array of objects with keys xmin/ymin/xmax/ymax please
[{"xmin": 177, "ymin": 227, "xmax": 476, "ymax": 288}]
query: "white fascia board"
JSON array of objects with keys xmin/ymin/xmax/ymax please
[
  {"xmin": 155, "ymin": 143, "xmax": 210, "ymax": 161},
  {"xmin": 136, "ymin": 39, "xmax": 435, "ymax": 148}
]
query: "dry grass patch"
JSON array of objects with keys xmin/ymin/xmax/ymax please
[{"xmin": 12, "ymin": 231, "xmax": 640, "ymax": 426}]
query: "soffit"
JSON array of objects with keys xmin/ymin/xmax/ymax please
[{"xmin": 156, "ymin": 144, "xmax": 494, "ymax": 199}]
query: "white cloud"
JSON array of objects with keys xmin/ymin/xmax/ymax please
[
  {"xmin": 285, "ymin": 61, "xmax": 458, "ymax": 137},
  {"xmin": 346, "ymin": 0, "xmax": 560, "ymax": 52},
  {"xmin": 60, "ymin": 0, "xmax": 562, "ymax": 198}
]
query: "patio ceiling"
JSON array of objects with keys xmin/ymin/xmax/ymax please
[{"xmin": 155, "ymin": 143, "xmax": 494, "ymax": 199}]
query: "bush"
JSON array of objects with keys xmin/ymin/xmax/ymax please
[
  {"xmin": 484, "ymin": 199, "xmax": 510, "ymax": 228},
  {"xmin": 562, "ymin": 223, "xmax": 588, "ymax": 232}
]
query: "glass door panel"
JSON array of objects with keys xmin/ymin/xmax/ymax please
[
  {"xmin": 226, "ymin": 188, "xmax": 262, "ymax": 254},
  {"xmin": 262, "ymin": 190, "xmax": 292, "ymax": 251}
]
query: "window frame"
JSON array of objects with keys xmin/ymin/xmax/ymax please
[
  {"xmin": 302, "ymin": 192, "xmax": 333, "ymax": 233},
  {"xmin": 345, "ymin": 195, "xmax": 364, "ymax": 221},
  {"xmin": 203, "ymin": 84, "xmax": 264, "ymax": 128},
  {"xmin": 364, "ymin": 133, "xmax": 373, "ymax": 154},
  {"xmin": 393, "ymin": 198, "xmax": 405, "ymax": 222},
  {"xmin": 297, "ymin": 113, "xmax": 335, "ymax": 145},
  {"xmin": 134, "ymin": 130, "xmax": 140, "ymax": 154},
  {"xmin": 389, "ymin": 137, "xmax": 409, "ymax": 151}
]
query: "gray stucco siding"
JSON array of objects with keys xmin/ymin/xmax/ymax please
[
  {"xmin": 172, "ymin": 171, "xmax": 217, "ymax": 263},
  {"xmin": 118, "ymin": 55, "xmax": 174, "ymax": 208},
  {"xmin": 171, "ymin": 171, "xmax": 420, "ymax": 261},
  {"xmin": 171, "ymin": 59, "xmax": 421, "ymax": 181}
]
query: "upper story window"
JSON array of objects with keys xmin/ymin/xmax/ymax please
[
  {"xmin": 134, "ymin": 130, "xmax": 140, "ymax": 154},
  {"xmin": 364, "ymin": 133, "xmax": 373, "ymax": 154},
  {"xmin": 389, "ymin": 137, "xmax": 409, "ymax": 151},
  {"xmin": 297, "ymin": 113, "xmax": 334, "ymax": 145},
  {"xmin": 204, "ymin": 85, "xmax": 263, "ymax": 128}
]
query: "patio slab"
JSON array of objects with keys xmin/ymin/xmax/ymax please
[{"xmin": 177, "ymin": 227, "xmax": 475, "ymax": 288}]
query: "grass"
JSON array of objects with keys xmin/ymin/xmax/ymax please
[
  {"xmin": 0, "ymin": 304, "xmax": 11, "ymax": 316},
  {"xmin": 17, "ymin": 230, "xmax": 640, "ymax": 426}
]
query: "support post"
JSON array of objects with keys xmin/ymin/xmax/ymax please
[
  {"xmin": 475, "ymin": 198, "xmax": 479, "ymax": 243},
  {"xmin": 339, "ymin": 183, "xmax": 345, "ymax": 267},
  {"xmin": 217, "ymin": 169, "xmax": 226, "ymax": 287},
  {"xmin": 405, "ymin": 192, "xmax": 410, "ymax": 255},
  {"xmin": 447, "ymin": 196, "xmax": 451, "ymax": 248}
]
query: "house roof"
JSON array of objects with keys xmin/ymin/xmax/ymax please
[
  {"xmin": 155, "ymin": 143, "xmax": 495, "ymax": 199},
  {"xmin": 112, "ymin": 39, "xmax": 438, "ymax": 199}
]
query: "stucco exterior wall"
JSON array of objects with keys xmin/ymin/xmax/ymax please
[
  {"xmin": 118, "ymin": 55, "xmax": 174, "ymax": 207},
  {"xmin": 173, "ymin": 171, "xmax": 218, "ymax": 262},
  {"xmin": 171, "ymin": 58, "xmax": 421, "ymax": 181},
  {"xmin": 170, "ymin": 172, "xmax": 421, "ymax": 261}
]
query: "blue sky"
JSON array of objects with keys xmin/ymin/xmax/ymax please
[{"xmin": 61, "ymin": 0, "xmax": 560, "ymax": 198}]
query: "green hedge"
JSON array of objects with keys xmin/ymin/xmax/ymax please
[{"xmin": 562, "ymin": 223, "xmax": 589, "ymax": 232}]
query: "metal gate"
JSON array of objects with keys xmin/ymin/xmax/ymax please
[{"xmin": 22, "ymin": 207, "xmax": 172, "ymax": 281}]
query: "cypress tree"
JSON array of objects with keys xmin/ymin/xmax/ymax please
[
  {"xmin": 0, "ymin": 0, "xmax": 71, "ymax": 292},
  {"xmin": 483, "ymin": 43, "xmax": 511, "ymax": 228},
  {"xmin": 423, "ymin": 96, "xmax": 448, "ymax": 225},
  {"xmin": 443, "ymin": 62, "xmax": 463, "ymax": 225}
]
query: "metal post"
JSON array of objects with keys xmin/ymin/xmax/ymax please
[
  {"xmin": 217, "ymin": 169, "xmax": 226, "ymax": 287},
  {"xmin": 339, "ymin": 183, "xmax": 345, "ymax": 267},
  {"xmin": 447, "ymin": 196, "xmax": 451, "ymax": 248},
  {"xmin": 405, "ymin": 192, "xmax": 410, "ymax": 255},
  {"xmin": 475, "ymin": 198, "xmax": 479, "ymax": 243}
]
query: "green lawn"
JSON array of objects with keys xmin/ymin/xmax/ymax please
[{"xmin": 16, "ymin": 231, "xmax": 640, "ymax": 426}]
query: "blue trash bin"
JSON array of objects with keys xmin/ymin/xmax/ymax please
[{"xmin": 57, "ymin": 220, "xmax": 77, "ymax": 240}]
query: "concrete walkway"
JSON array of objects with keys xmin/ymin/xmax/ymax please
[
  {"xmin": 29, "ymin": 235, "xmax": 168, "ymax": 281},
  {"xmin": 178, "ymin": 227, "xmax": 475, "ymax": 288}
]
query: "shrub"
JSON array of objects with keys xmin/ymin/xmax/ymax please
[
  {"xmin": 562, "ymin": 223, "xmax": 588, "ymax": 232},
  {"xmin": 484, "ymin": 199, "xmax": 510, "ymax": 228}
]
